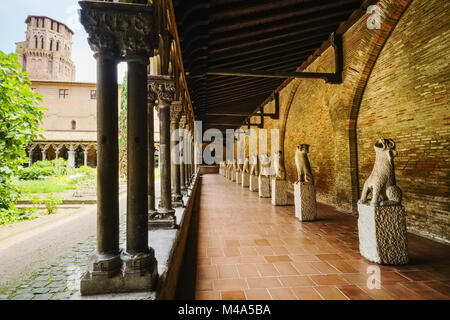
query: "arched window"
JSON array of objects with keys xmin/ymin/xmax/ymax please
[
  {"xmin": 34, "ymin": 37, "xmax": 38, "ymax": 48},
  {"xmin": 41, "ymin": 19, "xmax": 45, "ymax": 28},
  {"xmin": 50, "ymin": 40, "xmax": 53, "ymax": 51},
  {"xmin": 56, "ymin": 41, "xmax": 60, "ymax": 51},
  {"xmin": 71, "ymin": 120, "xmax": 76, "ymax": 130},
  {"xmin": 41, "ymin": 37, "xmax": 44, "ymax": 49}
]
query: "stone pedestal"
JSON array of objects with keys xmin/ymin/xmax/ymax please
[
  {"xmin": 357, "ymin": 202, "xmax": 408, "ymax": 265},
  {"xmin": 249, "ymin": 175, "xmax": 258, "ymax": 192},
  {"xmin": 241, "ymin": 172, "xmax": 249, "ymax": 188},
  {"xmin": 80, "ymin": 250, "xmax": 158, "ymax": 295},
  {"xmin": 271, "ymin": 179, "xmax": 288, "ymax": 206},
  {"xmin": 258, "ymin": 175, "xmax": 270, "ymax": 198},
  {"xmin": 236, "ymin": 171, "xmax": 242, "ymax": 184},
  {"xmin": 231, "ymin": 170, "xmax": 236, "ymax": 182},
  {"xmin": 294, "ymin": 182, "xmax": 317, "ymax": 221}
]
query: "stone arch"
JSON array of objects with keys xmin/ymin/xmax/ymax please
[{"xmin": 347, "ymin": 0, "xmax": 412, "ymax": 213}]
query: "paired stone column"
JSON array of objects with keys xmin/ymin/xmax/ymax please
[
  {"xmin": 170, "ymin": 101, "xmax": 184, "ymax": 207},
  {"xmin": 79, "ymin": 0, "xmax": 158, "ymax": 295},
  {"xmin": 148, "ymin": 75, "xmax": 177, "ymax": 229}
]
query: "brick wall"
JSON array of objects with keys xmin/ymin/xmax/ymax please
[
  {"xmin": 243, "ymin": 0, "xmax": 449, "ymax": 243},
  {"xmin": 357, "ymin": 0, "xmax": 450, "ymax": 243}
]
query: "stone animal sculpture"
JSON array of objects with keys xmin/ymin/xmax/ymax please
[
  {"xmin": 259, "ymin": 153, "xmax": 272, "ymax": 176},
  {"xmin": 273, "ymin": 150, "xmax": 286, "ymax": 180},
  {"xmin": 243, "ymin": 157, "xmax": 250, "ymax": 173},
  {"xmin": 360, "ymin": 138, "xmax": 402, "ymax": 206},
  {"xmin": 250, "ymin": 154, "xmax": 259, "ymax": 176},
  {"xmin": 295, "ymin": 144, "xmax": 314, "ymax": 183}
]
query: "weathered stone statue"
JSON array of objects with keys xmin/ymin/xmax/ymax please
[
  {"xmin": 359, "ymin": 138, "xmax": 402, "ymax": 206},
  {"xmin": 243, "ymin": 157, "xmax": 250, "ymax": 173},
  {"xmin": 249, "ymin": 155, "xmax": 259, "ymax": 192},
  {"xmin": 259, "ymin": 153, "xmax": 272, "ymax": 176},
  {"xmin": 271, "ymin": 150, "xmax": 287, "ymax": 206},
  {"xmin": 357, "ymin": 138, "xmax": 408, "ymax": 265},
  {"xmin": 272, "ymin": 150, "xmax": 286, "ymax": 180},
  {"xmin": 295, "ymin": 144, "xmax": 313, "ymax": 183},
  {"xmin": 250, "ymin": 154, "xmax": 259, "ymax": 176},
  {"xmin": 241, "ymin": 157, "xmax": 250, "ymax": 188},
  {"xmin": 259, "ymin": 153, "xmax": 271, "ymax": 198},
  {"xmin": 294, "ymin": 144, "xmax": 316, "ymax": 221}
]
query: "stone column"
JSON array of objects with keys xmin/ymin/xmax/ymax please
[
  {"xmin": 170, "ymin": 101, "xmax": 183, "ymax": 207},
  {"xmin": 79, "ymin": 0, "xmax": 157, "ymax": 295},
  {"xmin": 68, "ymin": 145, "xmax": 76, "ymax": 169},
  {"xmin": 148, "ymin": 75, "xmax": 176, "ymax": 229},
  {"xmin": 83, "ymin": 145, "xmax": 89, "ymax": 166},
  {"xmin": 83, "ymin": 56, "xmax": 121, "ymax": 286},
  {"xmin": 54, "ymin": 145, "xmax": 61, "ymax": 160},
  {"xmin": 179, "ymin": 116, "xmax": 187, "ymax": 195},
  {"xmin": 41, "ymin": 145, "xmax": 49, "ymax": 161},
  {"xmin": 27, "ymin": 146, "xmax": 35, "ymax": 167},
  {"xmin": 125, "ymin": 60, "xmax": 152, "ymax": 262},
  {"xmin": 148, "ymin": 89, "xmax": 157, "ymax": 215}
]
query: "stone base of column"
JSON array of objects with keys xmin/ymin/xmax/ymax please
[
  {"xmin": 249, "ymin": 175, "xmax": 258, "ymax": 192},
  {"xmin": 294, "ymin": 182, "xmax": 317, "ymax": 221},
  {"xmin": 181, "ymin": 187, "xmax": 188, "ymax": 196},
  {"xmin": 230, "ymin": 170, "xmax": 236, "ymax": 181},
  {"xmin": 258, "ymin": 175, "xmax": 271, "ymax": 198},
  {"xmin": 80, "ymin": 250, "xmax": 158, "ymax": 295},
  {"xmin": 172, "ymin": 194, "xmax": 184, "ymax": 208},
  {"xmin": 241, "ymin": 172, "xmax": 249, "ymax": 188},
  {"xmin": 271, "ymin": 179, "xmax": 288, "ymax": 206},
  {"xmin": 358, "ymin": 202, "xmax": 408, "ymax": 265},
  {"xmin": 235, "ymin": 172, "xmax": 242, "ymax": 184},
  {"xmin": 148, "ymin": 209, "xmax": 177, "ymax": 230}
]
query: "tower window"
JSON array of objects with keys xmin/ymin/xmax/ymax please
[
  {"xmin": 41, "ymin": 19, "xmax": 45, "ymax": 28},
  {"xmin": 59, "ymin": 89, "xmax": 69, "ymax": 99},
  {"xmin": 50, "ymin": 40, "xmax": 53, "ymax": 51},
  {"xmin": 34, "ymin": 37, "xmax": 38, "ymax": 48},
  {"xmin": 90, "ymin": 90, "xmax": 97, "ymax": 100},
  {"xmin": 56, "ymin": 41, "xmax": 60, "ymax": 51},
  {"xmin": 41, "ymin": 38, "xmax": 44, "ymax": 49},
  {"xmin": 57, "ymin": 24, "xmax": 60, "ymax": 32},
  {"xmin": 71, "ymin": 120, "xmax": 76, "ymax": 130}
]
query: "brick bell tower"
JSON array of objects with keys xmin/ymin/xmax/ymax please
[{"xmin": 15, "ymin": 16, "xmax": 76, "ymax": 81}]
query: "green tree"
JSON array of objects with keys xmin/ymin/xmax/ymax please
[
  {"xmin": 118, "ymin": 72, "xmax": 127, "ymax": 178},
  {"xmin": 0, "ymin": 51, "xmax": 45, "ymax": 224}
]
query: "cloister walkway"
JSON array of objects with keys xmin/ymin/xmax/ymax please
[{"xmin": 195, "ymin": 174, "xmax": 450, "ymax": 300}]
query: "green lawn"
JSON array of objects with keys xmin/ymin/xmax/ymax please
[{"xmin": 13, "ymin": 178, "xmax": 77, "ymax": 194}]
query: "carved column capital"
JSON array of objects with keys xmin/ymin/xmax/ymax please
[
  {"xmin": 170, "ymin": 101, "xmax": 183, "ymax": 124},
  {"xmin": 179, "ymin": 115, "xmax": 187, "ymax": 129},
  {"xmin": 79, "ymin": 1, "xmax": 157, "ymax": 63},
  {"xmin": 148, "ymin": 75, "xmax": 176, "ymax": 106}
]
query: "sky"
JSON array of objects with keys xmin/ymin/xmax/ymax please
[{"xmin": 0, "ymin": 0, "xmax": 127, "ymax": 83}]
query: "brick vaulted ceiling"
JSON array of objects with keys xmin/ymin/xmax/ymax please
[{"xmin": 172, "ymin": 0, "xmax": 370, "ymax": 132}]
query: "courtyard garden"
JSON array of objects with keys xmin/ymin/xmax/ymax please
[{"xmin": 0, "ymin": 159, "xmax": 97, "ymax": 226}]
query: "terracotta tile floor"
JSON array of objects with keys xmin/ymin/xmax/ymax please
[{"xmin": 194, "ymin": 174, "xmax": 450, "ymax": 300}]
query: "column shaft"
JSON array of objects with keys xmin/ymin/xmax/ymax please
[
  {"xmin": 96, "ymin": 58, "xmax": 119, "ymax": 255},
  {"xmin": 148, "ymin": 102, "xmax": 156, "ymax": 213},
  {"xmin": 159, "ymin": 102, "xmax": 172, "ymax": 212},
  {"xmin": 126, "ymin": 62, "xmax": 149, "ymax": 255}
]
